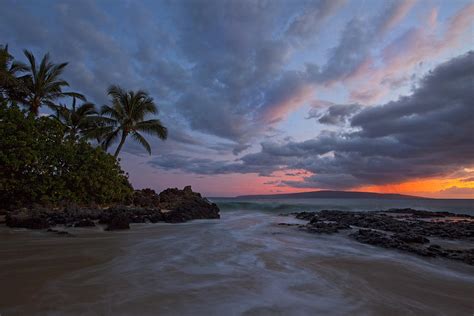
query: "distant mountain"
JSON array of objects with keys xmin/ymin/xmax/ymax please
[{"xmin": 236, "ymin": 190, "xmax": 429, "ymax": 200}]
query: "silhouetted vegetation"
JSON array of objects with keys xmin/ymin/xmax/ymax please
[
  {"xmin": 0, "ymin": 45, "xmax": 169, "ymax": 208},
  {"xmin": 100, "ymin": 85, "xmax": 168, "ymax": 158},
  {"xmin": 0, "ymin": 103, "xmax": 133, "ymax": 209}
]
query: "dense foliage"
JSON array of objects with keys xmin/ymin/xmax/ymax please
[{"xmin": 0, "ymin": 104, "xmax": 133, "ymax": 209}]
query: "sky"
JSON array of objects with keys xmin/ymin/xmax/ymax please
[{"xmin": 1, "ymin": 0, "xmax": 473, "ymax": 198}]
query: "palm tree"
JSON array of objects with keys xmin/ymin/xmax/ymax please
[
  {"xmin": 0, "ymin": 45, "xmax": 28, "ymax": 102},
  {"xmin": 100, "ymin": 85, "xmax": 168, "ymax": 158},
  {"xmin": 22, "ymin": 50, "xmax": 84, "ymax": 115},
  {"xmin": 54, "ymin": 96, "xmax": 100, "ymax": 140}
]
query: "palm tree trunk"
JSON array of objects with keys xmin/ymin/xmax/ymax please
[
  {"xmin": 32, "ymin": 96, "xmax": 40, "ymax": 116},
  {"xmin": 114, "ymin": 131, "xmax": 128, "ymax": 158}
]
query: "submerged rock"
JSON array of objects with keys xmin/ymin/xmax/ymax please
[
  {"xmin": 302, "ymin": 220, "xmax": 351, "ymax": 234},
  {"xmin": 393, "ymin": 233, "xmax": 429, "ymax": 244},
  {"xmin": 288, "ymin": 209, "xmax": 474, "ymax": 265},
  {"xmin": 350, "ymin": 229, "xmax": 399, "ymax": 248}
]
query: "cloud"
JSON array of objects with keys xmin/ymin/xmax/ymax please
[
  {"xmin": 294, "ymin": 51, "xmax": 474, "ymax": 188},
  {"xmin": 307, "ymin": 102, "xmax": 361, "ymax": 125},
  {"xmin": 438, "ymin": 186, "xmax": 474, "ymax": 196},
  {"xmin": 263, "ymin": 180, "xmax": 280, "ymax": 185},
  {"xmin": 156, "ymin": 0, "xmax": 417, "ymax": 146},
  {"xmin": 348, "ymin": 3, "xmax": 474, "ymax": 103},
  {"xmin": 377, "ymin": 0, "xmax": 416, "ymax": 36},
  {"xmin": 2, "ymin": 0, "xmax": 471, "ymax": 162},
  {"xmin": 149, "ymin": 52, "xmax": 474, "ymax": 190},
  {"xmin": 148, "ymin": 153, "xmax": 277, "ymax": 176},
  {"xmin": 285, "ymin": 0, "xmax": 346, "ymax": 40},
  {"xmin": 252, "ymin": 0, "xmax": 419, "ymax": 125}
]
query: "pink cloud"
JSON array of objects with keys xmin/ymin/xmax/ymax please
[
  {"xmin": 260, "ymin": 84, "xmax": 315, "ymax": 124},
  {"xmin": 348, "ymin": 3, "xmax": 474, "ymax": 104},
  {"xmin": 257, "ymin": 1, "xmax": 420, "ymax": 122},
  {"xmin": 378, "ymin": 0, "xmax": 417, "ymax": 36}
]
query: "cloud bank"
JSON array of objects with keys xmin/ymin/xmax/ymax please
[{"xmin": 150, "ymin": 51, "xmax": 474, "ymax": 189}]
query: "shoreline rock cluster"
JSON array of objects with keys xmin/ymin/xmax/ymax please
[
  {"xmin": 282, "ymin": 209, "xmax": 474, "ymax": 265},
  {"xmin": 4, "ymin": 186, "xmax": 220, "ymax": 232}
]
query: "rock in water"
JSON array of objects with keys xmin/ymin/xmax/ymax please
[
  {"xmin": 158, "ymin": 186, "xmax": 220, "ymax": 223},
  {"xmin": 393, "ymin": 233, "xmax": 429, "ymax": 244}
]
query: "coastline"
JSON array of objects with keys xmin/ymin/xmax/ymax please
[{"xmin": 2, "ymin": 186, "xmax": 220, "ymax": 234}]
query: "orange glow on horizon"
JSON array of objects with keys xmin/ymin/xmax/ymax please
[
  {"xmin": 356, "ymin": 177, "xmax": 474, "ymax": 199},
  {"xmin": 258, "ymin": 172, "xmax": 474, "ymax": 199}
]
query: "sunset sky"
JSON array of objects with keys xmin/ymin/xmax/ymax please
[{"xmin": 1, "ymin": 0, "xmax": 473, "ymax": 198}]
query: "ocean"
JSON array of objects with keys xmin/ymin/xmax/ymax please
[
  {"xmin": 0, "ymin": 198, "xmax": 473, "ymax": 315},
  {"xmin": 212, "ymin": 197, "xmax": 474, "ymax": 214}
]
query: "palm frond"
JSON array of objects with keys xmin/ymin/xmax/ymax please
[
  {"xmin": 101, "ymin": 128, "xmax": 121, "ymax": 150},
  {"xmin": 135, "ymin": 119, "xmax": 168, "ymax": 140},
  {"xmin": 23, "ymin": 50, "xmax": 36, "ymax": 75},
  {"xmin": 131, "ymin": 131, "xmax": 151, "ymax": 155},
  {"xmin": 63, "ymin": 91, "xmax": 86, "ymax": 101}
]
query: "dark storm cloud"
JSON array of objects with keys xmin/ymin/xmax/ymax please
[
  {"xmin": 283, "ymin": 52, "xmax": 474, "ymax": 188},
  {"xmin": 148, "ymin": 153, "xmax": 277, "ymax": 176},
  {"xmin": 149, "ymin": 52, "xmax": 474, "ymax": 189},
  {"xmin": 1, "ymin": 0, "xmax": 150, "ymax": 103},
  {"xmin": 167, "ymin": 0, "xmax": 299, "ymax": 144}
]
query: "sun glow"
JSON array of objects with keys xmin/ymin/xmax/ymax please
[{"xmin": 357, "ymin": 178, "xmax": 474, "ymax": 198}]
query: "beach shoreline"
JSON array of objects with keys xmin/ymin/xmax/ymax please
[{"xmin": 1, "ymin": 207, "xmax": 473, "ymax": 315}]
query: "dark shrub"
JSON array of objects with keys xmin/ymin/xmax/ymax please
[{"xmin": 0, "ymin": 103, "xmax": 133, "ymax": 209}]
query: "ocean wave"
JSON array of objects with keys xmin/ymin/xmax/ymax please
[{"xmin": 213, "ymin": 200, "xmax": 323, "ymax": 212}]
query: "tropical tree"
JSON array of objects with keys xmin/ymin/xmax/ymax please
[
  {"xmin": 22, "ymin": 50, "xmax": 84, "ymax": 115},
  {"xmin": 0, "ymin": 45, "xmax": 28, "ymax": 103},
  {"xmin": 100, "ymin": 85, "xmax": 168, "ymax": 158},
  {"xmin": 54, "ymin": 96, "xmax": 101, "ymax": 141}
]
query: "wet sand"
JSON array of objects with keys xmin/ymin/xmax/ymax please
[{"xmin": 1, "ymin": 211, "xmax": 473, "ymax": 315}]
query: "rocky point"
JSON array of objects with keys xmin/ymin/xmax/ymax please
[{"xmin": 4, "ymin": 186, "xmax": 220, "ymax": 232}]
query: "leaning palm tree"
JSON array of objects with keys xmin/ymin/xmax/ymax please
[
  {"xmin": 100, "ymin": 85, "xmax": 168, "ymax": 158},
  {"xmin": 22, "ymin": 50, "xmax": 84, "ymax": 115},
  {"xmin": 54, "ymin": 96, "xmax": 100, "ymax": 140}
]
